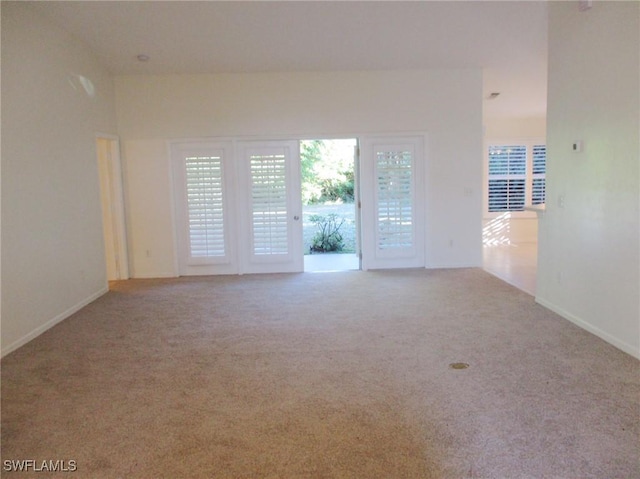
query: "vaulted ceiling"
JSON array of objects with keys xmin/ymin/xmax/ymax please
[{"xmin": 29, "ymin": 1, "xmax": 549, "ymax": 120}]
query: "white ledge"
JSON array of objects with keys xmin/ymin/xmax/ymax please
[{"xmin": 524, "ymin": 204, "xmax": 546, "ymax": 215}]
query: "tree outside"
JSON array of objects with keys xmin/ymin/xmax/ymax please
[{"xmin": 301, "ymin": 139, "xmax": 357, "ymax": 255}]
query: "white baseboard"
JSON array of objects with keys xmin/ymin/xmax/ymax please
[
  {"xmin": 426, "ymin": 262, "xmax": 482, "ymax": 269},
  {"xmin": 132, "ymin": 272, "xmax": 178, "ymax": 279},
  {"xmin": 536, "ymin": 297, "xmax": 640, "ymax": 360},
  {"xmin": 1, "ymin": 286, "xmax": 109, "ymax": 358}
]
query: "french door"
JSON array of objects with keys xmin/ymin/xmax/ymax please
[
  {"xmin": 172, "ymin": 136, "xmax": 423, "ymax": 275},
  {"xmin": 172, "ymin": 141, "xmax": 238, "ymax": 275},
  {"xmin": 359, "ymin": 136, "xmax": 425, "ymax": 270},
  {"xmin": 172, "ymin": 139, "xmax": 302, "ymax": 275},
  {"xmin": 237, "ymin": 140, "xmax": 303, "ymax": 274}
]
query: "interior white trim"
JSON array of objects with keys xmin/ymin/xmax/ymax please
[
  {"xmin": 96, "ymin": 133, "xmax": 130, "ymax": 280},
  {"xmin": 536, "ymin": 297, "xmax": 640, "ymax": 360}
]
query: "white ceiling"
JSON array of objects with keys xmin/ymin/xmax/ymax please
[{"xmin": 29, "ymin": 1, "xmax": 549, "ymax": 119}]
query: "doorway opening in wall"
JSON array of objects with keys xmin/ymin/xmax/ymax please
[
  {"xmin": 301, "ymin": 139, "xmax": 360, "ymax": 272},
  {"xmin": 96, "ymin": 135, "xmax": 129, "ymax": 284},
  {"xmin": 482, "ymin": 141, "xmax": 546, "ymax": 295}
]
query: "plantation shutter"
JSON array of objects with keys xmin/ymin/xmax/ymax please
[
  {"xmin": 185, "ymin": 155, "xmax": 225, "ymax": 258},
  {"xmin": 171, "ymin": 142, "xmax": 237, "ymax": 275},
  {"xmin": 376, "ymin": 150, "xmax": 413, "ymax": 250},
  {"xmin": 360, "ymin": 136, "xmax": 425, "ymax": 270},
  {"xmin": 238, "ymin": 140, "xmax": 303, "ymax": 274},
  {"xmin": 250, "ymin": 153, "xmax": 289, "ymax": 255},
  {"xmin": 488, "ymin": 145, "xmax": 527, "ymax": 212},
  {"xmin": 532, "ymin": 145, "xmax": 546, "ymax": 205}
]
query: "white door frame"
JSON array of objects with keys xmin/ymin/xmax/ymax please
[
  {"xmin": 96, "ymin": 134, "xmax": 129, "ymax": 280},
  {"xmin": 167, "ymin": 133, "xmax": 428, "ymax": 276},
  {"xmin": 354, "ymin": 141, "xmax": 363, "ymax": 269}
]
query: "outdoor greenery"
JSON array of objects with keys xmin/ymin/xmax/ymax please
[
  {"xmin": 303, "ymin": 203, "xmax": 356, "ymax": 254},
  {"xmin": 301, "ymin": 139, "xmax": 356, "ymax": 255},
  {"xmin": 301, "ymin": 140, "xmax": 354, "ymax": 205},
  {"xmin": 309, "ymin": 214, "xmax": 345, "ymax": 253}
]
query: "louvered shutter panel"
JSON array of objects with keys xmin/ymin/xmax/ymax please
[
  {"xmin": 250, "ymin": 153, "xmax": 289, "ymax": 256},
  {"xmin": 238, "ymin": 140, "xmax": 303, "ymax": 274},
  {"xmin": 185, "ymin": 156, "xmax": 225, "ymax": 258},
  {"xmin": 376, "ymin": 150, "xmax": 413, "ymax": 250},
  {"xmin": 360, "ymin": 136, "xmax": 424, "ymax": 270},
  {"xmin": 172, "ymin": 142, "xmax": 237, "ymax": 276},
  {"xmin": 532, "ymin": 145, "xmax": 546, "ymax": 205},
  {"xmin": 488, "ymin": 145, "xmax": 527, "ymax": 212}
]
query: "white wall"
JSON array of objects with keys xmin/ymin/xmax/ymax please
[
  {"xmin": 484, "ymin": 118, "xmax": 546, "ymax": 139},
  {"xmin": 538, "ymin": 2, "xmax": 639, "ymax": 358},
  {"xmin": 1, "ymin": 3, "xmax": 117, "ymax": 355},
  {"xmin": 115, "ymin": 69, "xmax": 484, "ymax": 277}
]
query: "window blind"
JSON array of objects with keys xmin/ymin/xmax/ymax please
[
  {"xmin": 185, "ymin": 156, "xmax": 225, "ymax": 257},
  {"xmin": 488, "ymin": 145, "xmax": 527, "ymax": 212},
  {"xmin": 250, "ymin": 154, "xmax": 289, "ymax": 255},
  {"xmin": 376, "ymin": 150, "xmax": 413, "ymax": 250},
  {"xmin": 532, "ymin": 145, "xmax": 546, "ymax": 205}
]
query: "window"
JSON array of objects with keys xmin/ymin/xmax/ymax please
[
  {"xmin": 249, "ymin": 153, "xmax": 289, "ymax": 256},
  {"xmin": 171, "ymin": 141, "xmax": 237, "ymax": 276},
  {"xmin": 532, "ymin": 145, "xmax": 546, "ymax": 205},
  {"xmin": 359, "ymin": 135, "xmax": 425, "ymax": 270},
  {"xmin": 488, "ymin": 145, "xmax": 526, "ymax": 212},
  {"xmin": 376, "ymin": 149, "xmax": 413, "ymax": 250},
  {"xmin": 486, "ymin": 141, "xmax": 546, "ymax": 214},
  {"xmin": 185, "ymin": 155, "xmax": 225, "ymax": 258}
]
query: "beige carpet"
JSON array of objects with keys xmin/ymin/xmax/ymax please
[{"xmin": 2, "ymin": 268, "xmax": 638, "ymax": 478}]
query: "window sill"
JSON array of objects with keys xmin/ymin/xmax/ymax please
[{"xmin": 524, "ymin": 204, "xmax": 546, "ymax": 216}]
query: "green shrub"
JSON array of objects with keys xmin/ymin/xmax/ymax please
[
  {"xmin": 318, "ymin": 169, "xmax": 354, "ymax": 203},
  {"xmin": 309, "ymin": 214, "xmax": 345, "ymax": 253}
]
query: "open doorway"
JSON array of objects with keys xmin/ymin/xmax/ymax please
[
  {"xmin": 96, "ymin": 135, "xmax": 129, "ymax": 282},
  {"xmin": 481, "ymin": 141, "xmax": 546, "ymax": 295},
  {"xmin": 301, "ymin": 139, "xmax": 360, "ymax": 272}
]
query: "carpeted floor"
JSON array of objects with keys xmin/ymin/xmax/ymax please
[{"xmin": 2, "ymin": 268, "xmax": 638, "ymax": 478}]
